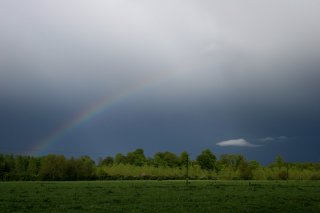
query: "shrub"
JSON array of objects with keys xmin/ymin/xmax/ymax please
[
  {"xmin": 310, "ymin": 174, "xmax": 320, "ymax": 180},
  {"xmin": 278, "ymin": 171, "xmax": 288, "ymax": 180}
]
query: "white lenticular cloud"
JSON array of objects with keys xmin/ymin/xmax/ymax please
[{"xmin": 216, "ymin": 139, "xmax": 261, "ymax": 147}]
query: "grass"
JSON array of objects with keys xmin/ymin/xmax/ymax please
[{"xmin": 0, "ymin": 180, "xmax": 320, "ymax": 212}]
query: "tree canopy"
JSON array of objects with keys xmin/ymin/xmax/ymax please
[{"xmin": 0, "ymin": 150, "xmax": 320, "ymax": 181}]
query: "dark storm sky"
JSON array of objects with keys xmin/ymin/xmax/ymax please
[{"xmin": 1, "ymin": 1, "xmax": 320, "ymax": 164}]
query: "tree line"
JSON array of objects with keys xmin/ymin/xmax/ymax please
[{"xmin": 1, "ymin": 149, "xmax": 320, "ymax": 181}]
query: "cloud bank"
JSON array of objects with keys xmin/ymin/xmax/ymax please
[
  {"xmin": 0, "ymin": 1, "xmax": 319, "ymax": 163},
  {"xmin": 216, "ymin": 139, "xmax": 261, "ymax": 147},
  {"xmin": 1, "ymin": 0, "xmax": 320, "ymax": 107}
]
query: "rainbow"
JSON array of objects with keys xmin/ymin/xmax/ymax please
[{"xmin": 30, "ymin": 69, "xmax": 179, "ymax": 155}]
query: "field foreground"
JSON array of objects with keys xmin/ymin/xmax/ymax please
[{"xmin": 0, "ymin": 181, "xmax": 319, "ymax": 212}]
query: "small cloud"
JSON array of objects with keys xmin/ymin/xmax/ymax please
[
  {"xmin": 259, "ymin": 136, "xmax": 288, "ymax": 142},
  {"xmin": 277, "ymin": 136, "xmax": 287, "ymax": 140},
  {"xmin": 216, "ymin": 139, "xmax": 261, "ymax": 147},
  {"xmin": 259, "ymin": 137, "xmax": 275, "ymax": 142}
]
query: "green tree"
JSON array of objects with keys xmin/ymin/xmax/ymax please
[
  {"xmin": 219, "ymin": 154, "xmax": 245, "ymax": 171},
  {"xmin": 27, "ymin": 157, "xmax": 39, "ymax": 180},
  {"xmin": 126, "ymin": 149, "xmax": 146, "ymax": 166},
  {"xmin": 114, "ymin": 153, "xmax": 127, "ymax": 164},
  {"xmin": 179, "ymin": 151, "xmax": 189, "ymax": 167},
  {"xmin": 4, "ymin": 154, "xmax": 16, "ymax": 180},
  {"xmin": 249, "ymin": 160, "xmax": 260, "ymax": 170},
  {"xmin": 275, "ymin": 155, "xmax": 285, "ymax": 168},
  {"xmin": 239, "ymin": 161, "xmax": 253, "ymax": 180},
  {"xmin": 14, "ymin": 155, "xmax": 29, "ymax": 180},
  {"xmin": 78, "ymin": 156, "xmax": 96, "ymax": 179},
  {"xmin": 65, "ymin": 157, "xmax": 78, "ymax": 180},
  {"xmin": 39, "ymin": 155, "xmax": 67, "ymax": 180},
  {"xmin": 100, "ymin": 156, "xmax": 114, "ymax": 166},
  {"xmin": 153, "ymin": 152, "xmax": 166, "ymax": 167},
  {"xmin": 196, "ymin": 149, "xmax": 216, "ymax": 171},
  {"xmin": 178, "ymin": 151, "xmax": 190, "ymax": 182},
  {"xmin": 0, "ymin": 154, "xmax": 4, "ymax": 180},
  {"xmin": 153, "ymin": 152, "xmax": 179, "ymax": 167}
]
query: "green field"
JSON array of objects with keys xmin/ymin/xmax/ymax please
[{"xmin": 0, "ymin": 181, "xmax": 319, "ymax": 212}]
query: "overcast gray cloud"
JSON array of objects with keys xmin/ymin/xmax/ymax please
[
  {"xmin": 1, "ymin": 0, "xmax": 320, "ymax": 105},
  {"xmin": 0, "ymin": 1, "xmax": 320, "ymax": 162}
]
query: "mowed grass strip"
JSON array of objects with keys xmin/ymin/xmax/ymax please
[{"xmin": 0, "ymin": 180, "xmax": 319, "ymax": 212}]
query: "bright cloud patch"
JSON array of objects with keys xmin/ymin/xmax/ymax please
[{"xmin": 216, "ymin": 139, "xmax": 261, "ymax": 147}]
